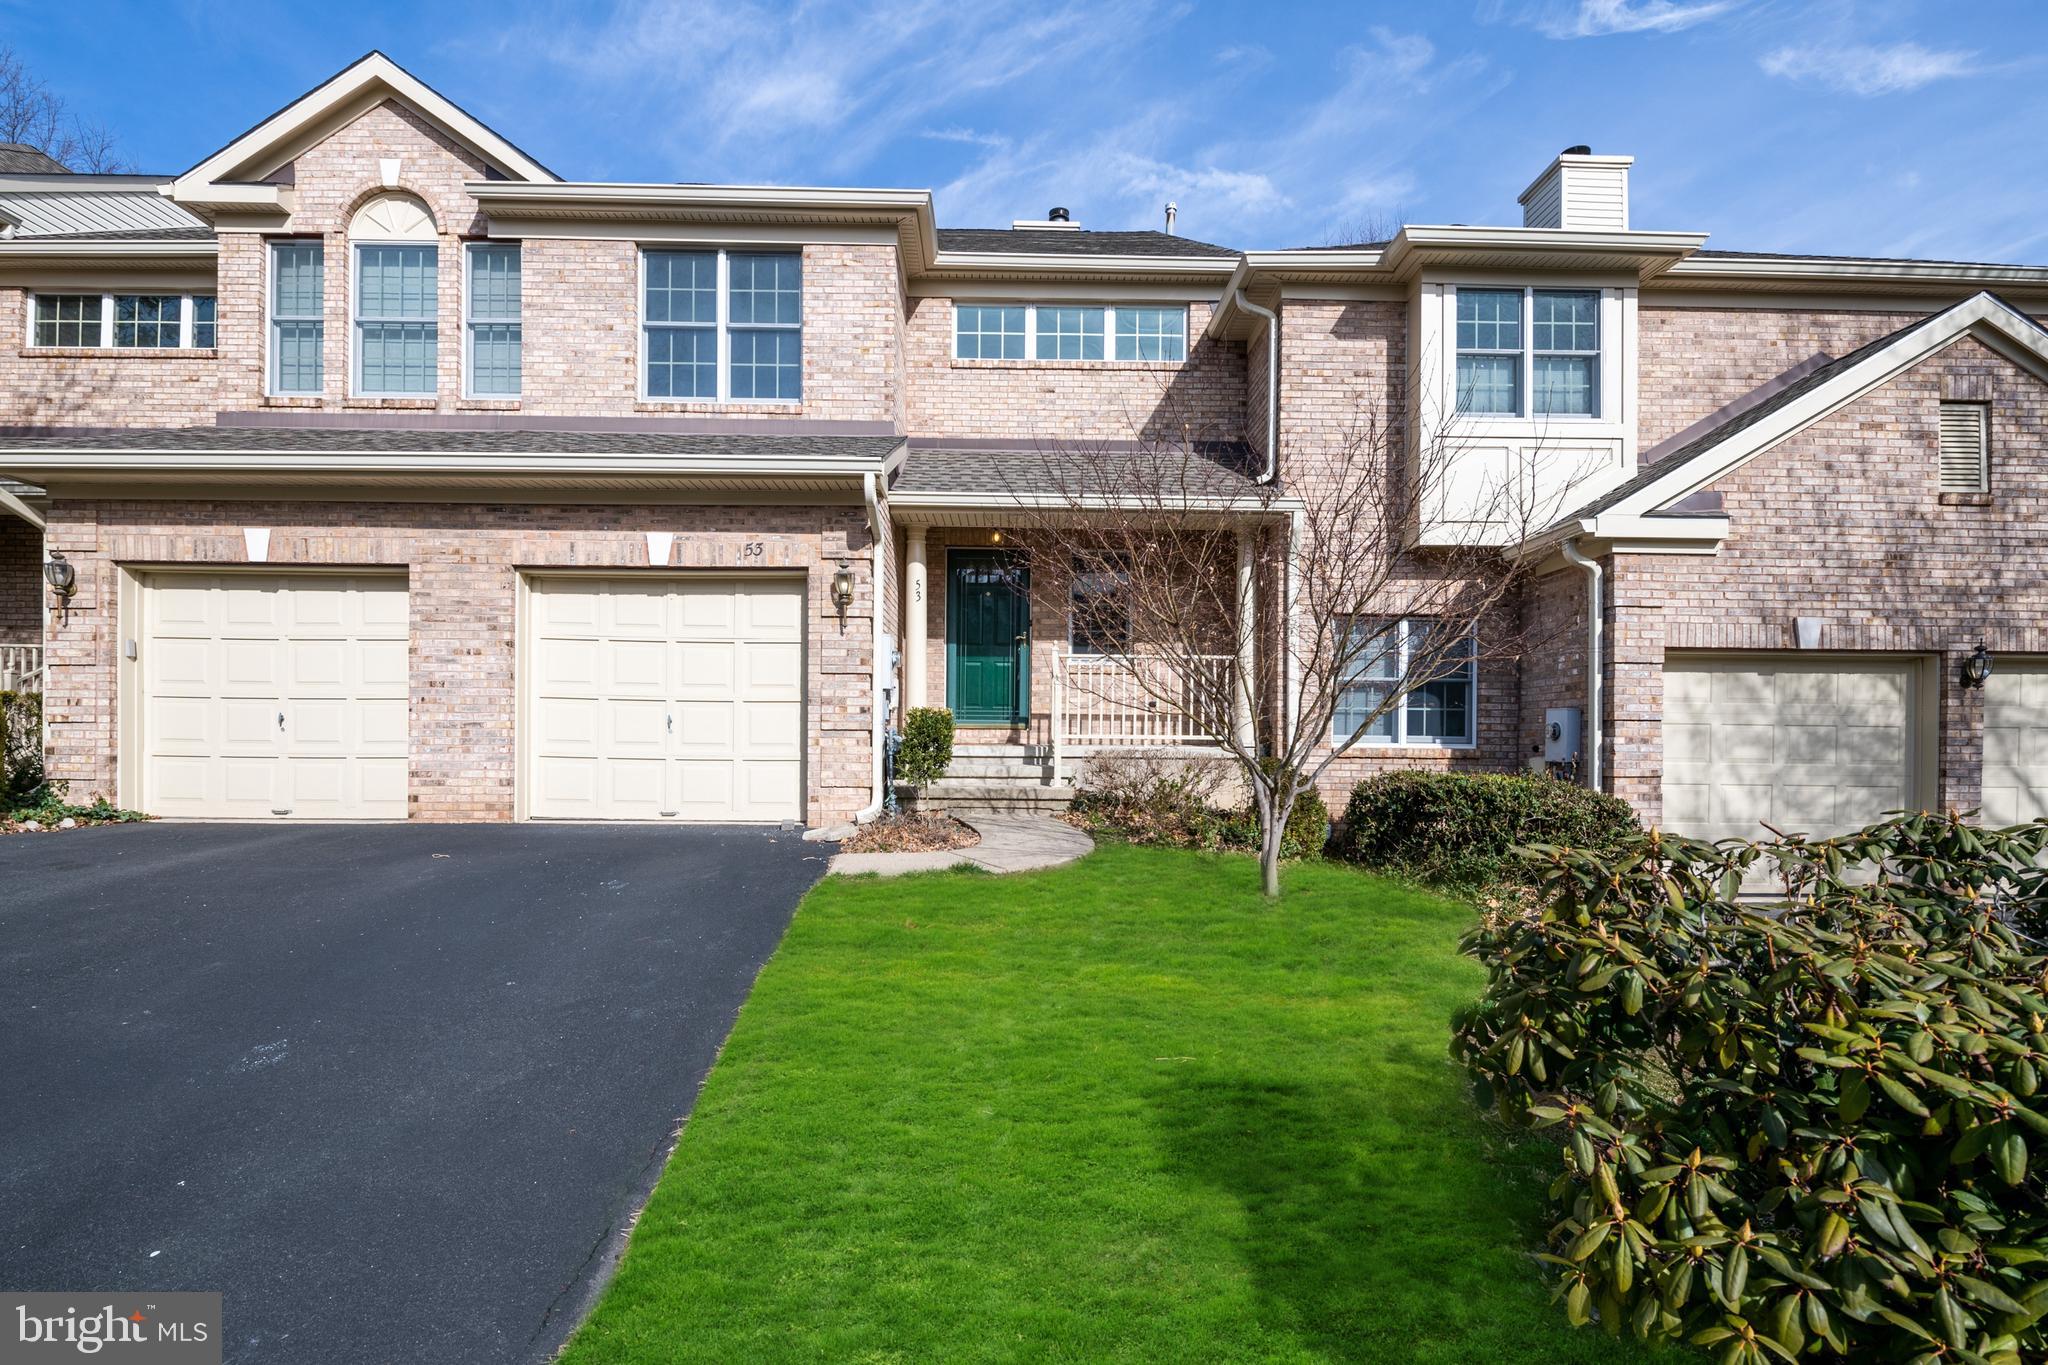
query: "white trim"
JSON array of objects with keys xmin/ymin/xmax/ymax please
[{"xmin": 172, "ymin": 52, "xmax": 557, "ymax": 205}]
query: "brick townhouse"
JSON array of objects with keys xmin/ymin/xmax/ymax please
[{"xmin": 2, "ymin": 52, "xmax": 2045, "ymax": 838}]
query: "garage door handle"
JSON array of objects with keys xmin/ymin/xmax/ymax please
[
  {"xmin": 277, "ymin": 710, "xmax": 285, "ymax": 731},
  {"xmin": 666, "ymin": 713, "xmax": 674, "ymax": 734}
]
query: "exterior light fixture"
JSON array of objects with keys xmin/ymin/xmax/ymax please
[
  {"xmin": 831, "ymin": 559, "xmax": 855, "ymax": 613},
  {"xmin": 990, "ymin": 530, "xmax": 1003, "ymax": 544},
  {"xmin": 43, "ymin": 553, "xmax": 76, "ymax": 600},
  {"xmin": 1962, "ymin": 642, "xmax": 1994, "ymax": 690}
]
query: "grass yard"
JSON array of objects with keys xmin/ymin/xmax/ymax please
[{"xmin": 562, "ymin": 845, "xmax": 1642, "ymax": 1363}]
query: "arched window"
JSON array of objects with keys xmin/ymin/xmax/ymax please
[{"xmin": 348, "ymin": 194, "xmax": 439, "ymax": 395}]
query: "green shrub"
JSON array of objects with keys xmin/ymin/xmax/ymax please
[
  {"xmin": 1452, "ymin": 814, "xmax": 2048, "ymax": 1361},
  {"xmin": 1336, "ymin": 771, "xmax": 1637, "ymax": 886},
  {"xmin": 3, "ymin": 780, "xmax": 148, "ymax": 828},
  {"xmin": 1, "ymin": 689, "xmax": 42, "ymax": 801},
  {"xmin": 896, "ymin": 707, "xmax": 955, "ymax": 789}
]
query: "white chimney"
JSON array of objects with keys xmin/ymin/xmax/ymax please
[
  {"xmin": 1164, "ymin": 201, "xmax": 1177, "ymax": 235},
  {"xmin": 1518, "ymin": 146, "xmax": 1632, "ymax": 231}
]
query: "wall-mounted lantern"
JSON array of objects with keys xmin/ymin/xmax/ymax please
[
  {"xmin": 43, "ymin": 552, "xmax": 76, "ymax": 620},
  {"xmin": 831, "ymin": 559, "xmax": 855, "ymax": 615},
  {"xmin": 1962, "ymin": 642, "xmax": 1995, "ymax": 690}
]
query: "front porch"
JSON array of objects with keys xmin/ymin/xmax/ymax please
[{"xmin": 0, "ymin": 488, "xmax": 44, "ymax": 693}]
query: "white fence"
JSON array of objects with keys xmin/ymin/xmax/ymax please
[
  {"xmin": 1052, "ymin": 652, "xmax": 1232, "ymax": 780},
  {"xmin": 0, "ymin": 644, "xmax": 39, "ymax": 693}
]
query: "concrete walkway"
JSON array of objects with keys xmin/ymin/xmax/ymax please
[{"xmin": 827, "ymin": 813, "xmax": 1093, "ymax": 877}]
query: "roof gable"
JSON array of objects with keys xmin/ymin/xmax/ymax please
[
  {"xmin": 1546, "ymin": 292, "xmax": 2048, "ymax": 541},
  {"xmin": 170, "ymin": 52, "xmax": 555, "ymax": 211}
]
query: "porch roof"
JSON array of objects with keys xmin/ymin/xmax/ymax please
[{"xmin": 889, "ymin": 440, "xmax": 1295, "ymax": 521}]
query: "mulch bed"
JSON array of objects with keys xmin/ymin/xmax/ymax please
[{"xmin": 841, "ymin": 812, "xmax": 980, "ymax": 854}]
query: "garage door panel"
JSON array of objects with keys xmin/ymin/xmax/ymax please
[
  {"xmin": 141, "ymin": 574, "xmax": 410, "ymax": 820},
  {"xmin": 606, "ymin": 639, "xmax": 668, "ymax": 694},
  {"xmin": 527, "ymin": 576, "xmax": 804, "ymax": 822},
  {"xmin": 1664, "ymin": 655, "xmax": 1916, "ymax": 842},
  {"xmin": 533, "ymin": 756, "xmax": 598, "ymax": 811},
  {"xmin": 1983, "ymin": 665, "xmax": 2048, "ymax": 827}
]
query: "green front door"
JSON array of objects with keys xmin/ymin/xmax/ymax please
[{"xmin": 947, "ymin": 551, "xmax": 1029, "ymax": 724}]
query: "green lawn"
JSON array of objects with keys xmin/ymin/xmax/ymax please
[{"xmin": 561, "ymin": 845, "xmax": 1642, "ymax": 1364}]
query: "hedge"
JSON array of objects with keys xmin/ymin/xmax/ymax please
[
  {"xmin": 1335, "ymin": 770, "xmax": 1639, "ymax": 887},
  {"xmin": 896, "ymin": 707, "xmax": 955, "ymax": 789}
]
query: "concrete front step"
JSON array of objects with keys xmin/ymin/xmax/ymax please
[
  {"xmin": 945, "ymin": 758, "xmax": 1055, "ymax": 779},
  {"xmin": 898, "ymin": 779, "xmax": 1077, "ymax": 814}
]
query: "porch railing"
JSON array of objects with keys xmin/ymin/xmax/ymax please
[
  {"xmin": 0, "ymin": 644, "xmax": 40, "ymax": 694},
  {"xmin": 1051, "ymin": 651, "xmax": 1232, "ymax": 782}
]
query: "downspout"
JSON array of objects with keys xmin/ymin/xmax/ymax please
[
  {"xmin": 854, "ymin": 470, "xmax": 889, "ymax": 824},
  {"xmin": 1233, "ymin": 290, "xmax": 1278, "ymax": 484},
  {"xmin": 1559, "ymin": 538, "xmax": 1603, "ymax": 792}
]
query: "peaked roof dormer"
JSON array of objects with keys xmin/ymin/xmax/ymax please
[{"xmin": 168, "ymin": 51, "xmax": 557, "ymax": 214}]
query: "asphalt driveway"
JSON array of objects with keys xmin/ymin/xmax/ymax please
[{"xmin": 0, "ymin": 822, "xmax": 830, "ymax": 1364}]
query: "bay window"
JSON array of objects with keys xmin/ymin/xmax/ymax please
[
  {"xmin": 1333, "ymin": 618, "xmax": 1477, "ymax": 748},
  {"xmin": 1454, "ymin": 286, "xmax": 1602, "ymax": 417}
]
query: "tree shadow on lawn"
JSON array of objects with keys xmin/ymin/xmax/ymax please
[{"xmin": 1147, "ymin": 1067, "xmax": 1614, "ymax": 1363}]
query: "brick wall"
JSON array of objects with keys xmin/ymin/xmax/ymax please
[
  {"xmin": 206, "ymin": 101, "xmax": 908, "ymax": 424},
  {"xmin": 1636, "ymin": 303, "xmax": 1926, "ymax": 451},
  {"xmin": 903, "ymin": 298, "xmax": 1244, "ymax": 442},
  {"xmin": 0, "ymin": 290, "xmax": 222, "ymax": 428},
  {"xmin": 39, "ymin": 498, "xmax": 880, "ymax": 824},
  {"xmin": 0, "ymin": 514, "xmax": 38, "ymax": 646},
  {"xmin": 1606, "ymin": 334, "xmax": 2048, "ymax": 826}
]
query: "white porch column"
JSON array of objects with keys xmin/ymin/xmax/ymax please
[
  {"xmin": 1234, "ymin": 526, "xmax": 1258, "ymax": 750},
  {"xmin": 904, "ymin": 526, "xmax": 928, "ymax": 709}
]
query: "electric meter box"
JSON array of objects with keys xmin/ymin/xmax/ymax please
[{"xmin": 1544, "ymin": 708, "xmax": 1583, "ymax": 764}]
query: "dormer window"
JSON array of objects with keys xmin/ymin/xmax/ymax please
[{"xmin": 1454, "ymin": 286, "xmax": 1601, "ymax": 418}]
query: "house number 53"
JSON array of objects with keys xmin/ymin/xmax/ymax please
[{"xmin": 739, "ymin": 542, "xmax": 764, "ymax": 560}]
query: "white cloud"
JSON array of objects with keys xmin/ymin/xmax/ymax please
[
  {"xmin": 1759, "ymin": 41, "xmax": 1975, "ymax": 96},
  {"xmin": 1535, "ymin": 0, "xmax": 1741, "ymax": 38}
]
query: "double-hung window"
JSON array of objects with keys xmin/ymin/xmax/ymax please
[
  {"xmin": 1068, "ymin": 557, "xmax": 1132, "ymax": 654},
  {"xmin": 33, "ymin": 292, "xmax": 217, "ymax": 349},
  {"xmin": 954, "ymin": 303, "xmax": 1187, "ymax": 362},
  {"xmin": 1454, "ymin": 287, "xmax": 1602, "ymax": 417},
  {"xmin": 465, "ymin": 243, "xmax": 521, "ymax": 397},
  {"xmin": 1333, "ymin": 617, "xmax": 1477, "ymax": 747},
  {"xmin": 270, "ymin": 241, "xmax": 325, "ymax": 394},
  {"xmin": 354, "ymin": 243, "xmax": 438, "ymax": 395},
  {"xmin": 642, "ymin": 249, "xmax": 802, "ymax": 402}
]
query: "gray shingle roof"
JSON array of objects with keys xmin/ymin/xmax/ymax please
[
  {"xmin": 935, "ymin": 228, "xmax": 1235, "ymax": 258},
  {"xmin": 893, "ymin": 443, "xmax": 1259, "ymax": 500},
  {"xmin": 0, "ymin": 427, "xmax": 905, "ymax": 459},
  {"xmin": 0, "ymin": 143, "xmax": 68, "ymax": 175}
]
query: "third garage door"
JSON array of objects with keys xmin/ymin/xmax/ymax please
[
  {"xmin": 1983, "ymin": 663, "xmax": 2048, "ymax": 826},
  {"xmin": 525, "ymin": 576, "xmax": 804, "ymax": 822},
  {"xmin": 1662, "ymin": 655, "xmax": 1921, "ymax": 843}
]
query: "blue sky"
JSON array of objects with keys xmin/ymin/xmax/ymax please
[{"xmin": 5, "ymin": 0, "xmax": 2044, "ymax": 259}]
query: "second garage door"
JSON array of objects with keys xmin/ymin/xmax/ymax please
[
  {"xmin": 525, "ymin": 576, "xmax": 805, "ymax": 822},
  {"xmin": 1983, "ymin": 663, "xmax": 2048, "ymax": 826},
  {"xmin": 1663, "ymin": 655, "xmax": 1921, "ymax": 843}
]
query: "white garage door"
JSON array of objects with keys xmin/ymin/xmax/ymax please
[
  {"xmin": 1984, "ymin": 664, "xmax": 2048, "ymax": 826},
  {"xmin": 1663, "ymin": 656, "xmax": 1918, "ymax": 842},
  {"xmin": 141, "ymin": 573, "xmax": 409, "ymax": 819},
  {"xmin": 525, "ymin": 576, "xmax": 804, "ymax": 821}
]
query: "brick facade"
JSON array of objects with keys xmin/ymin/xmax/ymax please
[
  {"xmin": 903, "ymin": 298, "xmax": 1243, "ymax": 442},
  {"xmin": 1593, "ymin": 336, "xmax": 2048, "ymax": 826},
  {"xmin": 40, "ymin": 499, "xmax": 880, "ymax": 824},
  {"xmin": 0, "ymin": 514, "xmax": 37, "ymax": 647}
]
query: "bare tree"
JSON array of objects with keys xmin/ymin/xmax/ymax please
[
  {"xmin": 0, "ymin": 45, "xmax": 128, "ymax": 172},
  {"xmin": 1318, "ymin": 210, "xmax": 1404, "ymax": 248},
  {"xmin": 1009, "ymin": 376, "xmax": 1599, "ymax": 898}
]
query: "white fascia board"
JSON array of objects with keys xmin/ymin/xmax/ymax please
[
  {"xmin": 889, "ymin": 490, "xmax": 1301, "ymax": 515},
  {"xmin": 1602, "ymin": 292, "xmax": 2045, "ymax": 520},
  {"xmin": 0, "ymin": 450, "xmax": 899, "ymax": 479},
  {"xmin": 173, "ymin": 52, "xmax": 557, "ymax": 202},
  {"xmin": 1664, "ymin": 255, "xmax": 2048, "ymax": 291},
  {"xmin": 924, "ymin": 251, "xmax": 1236, "ymax": 278},
  {"xmin": 0, "ymin": 239, "xmax": 218, "ymax": 260}
]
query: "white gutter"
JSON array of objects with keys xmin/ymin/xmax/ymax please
[
  {"xmin": 1233, "ymin": 290, "xmax": 1279, "ymax": 483},
  {"xmin": 1559, "ymin": 539, "xmax": 1603, "ymax": 792},
  {"xmin": 0, "ymin": 484, "xmax": 46, "ymax": 530},
  {"xmin": 0, "ymin": 450, "xmax": 896, "ymax": 477},
  {"xmin": 854, "ymin": 470, "xmax": 888, "ymax": 824}
]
